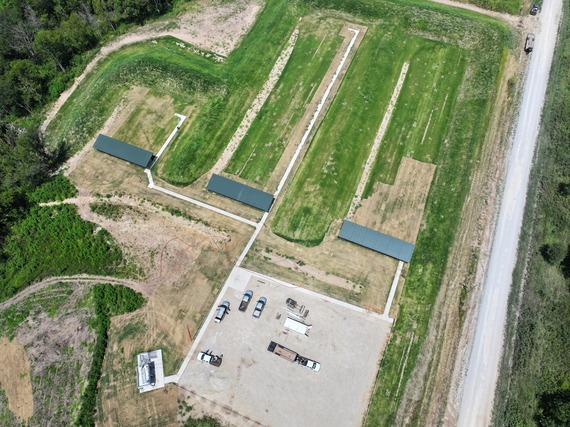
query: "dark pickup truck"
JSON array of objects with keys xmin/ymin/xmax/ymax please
[{"xmin": 239, "ymin": 290, "xmax": 254, "ymax": 312}]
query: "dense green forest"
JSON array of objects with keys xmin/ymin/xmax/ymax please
[
  {"xmin": 494, "ymin": 0, "xmax": 570, "ymax": 424},
  {"xmin": 0, "ymin": 0, "xmax": 173, "ymax": 250}
]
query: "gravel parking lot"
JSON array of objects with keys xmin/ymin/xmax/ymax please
[{"xmin": 179, "ymin": 268, "xmax": 391, "ymax": 427}]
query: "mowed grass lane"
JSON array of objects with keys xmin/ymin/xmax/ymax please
[
  {"xmin": 271, "ymin": 28, "xmax": 463, "ymax": 246},
  {"xmin": 363, "ymin": 42, "xmax": 465, "ymax": 192},
  {"xmin": 225, "ymin": 18, "xmax": 344, "ymax": 188},
  {"xmin": 160, "ymin": 0, "xmax": 298, "ymax": 185}
]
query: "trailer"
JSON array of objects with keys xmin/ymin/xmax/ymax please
[
  {"xmin": 267, "ymin": 341, "xmax": 299, "ymax": 362},
  {"xmin": 283, "ymin": 317, "xmax": 312, "ymax": 337}
]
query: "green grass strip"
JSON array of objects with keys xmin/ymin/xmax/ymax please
[{"xmin": 225, "ymin": 19, "xmax": 344, "ymax": 187}]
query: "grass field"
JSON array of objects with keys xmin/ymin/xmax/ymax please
[
  {"xmin": 46, "ymin": 37, "xmax": 221, "ymax": 154},
  {"xmin": 225, "ymin": 16, "xmax": 344, "ymax": 187},
  {"xmin": 363, "ymin": 42, "xmax": 465, "ymax": 191},
  {"xmin": 159, "ymin": 0, "xmax": 297, "ymax": 184},
  {"xmin": 271, "ymin": 30, "xmax": 468, "ymax": 245},
  {"xmin": 260, "ymin": 0, "xmax": 510, "ymax": 424}
]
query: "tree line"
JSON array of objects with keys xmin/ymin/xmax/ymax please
[{"xmin": 0, "ymin": 0, "xmax": 173, "ymax": 251}]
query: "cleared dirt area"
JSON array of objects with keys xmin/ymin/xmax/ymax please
[
  {"xmin": 6, "ymin": 285, "xmax": 98, "ymax": 426},
  {"xmin": 354, "ymin": 157, "xmax": 436, "ymax": 243},
  {"xmin": 80, "ymin": 195, "xmax": 253, "ymax": 425},
  {"xmin": 0, "ymin": 337, "xmax": 33, "ymax": 421},
  {"xmin": 244, "ymin": 222, "xmax": 398, "ymax": 313},
  {"xmin": 179, "ymin": 268, "xmax": 391, "ymax": 427}
]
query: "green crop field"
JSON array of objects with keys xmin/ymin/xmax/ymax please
[{"xmin": 225, "ymin": 17, "xmax": 344, "ymax": 188}]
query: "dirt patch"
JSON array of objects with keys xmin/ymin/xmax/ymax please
[
  {"xmin": 353, "ymin": 157, "xmax": 437, "ymax": 243},
  {"xmin": 0, "ymin": 337, "xmax": 33, "ymax": 421},
  {"xmin": 9, "ymin": 286, "xmax": 98, "ymax": 426},
  {"xmin": 96, "ymin": 220, "xmax": 251, "ymax": 426},
  {"xmin": 244, "ymin": 219, "xmax": 398, "ymax": 313}
]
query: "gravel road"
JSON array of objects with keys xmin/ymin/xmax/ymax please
[{"xmin": 457, "ymin": 0, "xmax": 563, "ymax": 425}]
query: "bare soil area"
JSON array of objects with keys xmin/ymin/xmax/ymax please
[
  {"xmin": 354, "ymin": 157, "xmax": 436, "ymax": 243},
  {"xmin": 0, "ymin": 337, "xmax": 33, "ymax": 421},
  {"xmin": 244, "ymin": 220, "xmax": 398, "ymax": 312},
  {"xmin": 78, "ymin": 196, "xmax": 253, "ymax": 425},
  {"xmin": 11, "ymin": 286, "xmax": 97, "ymax": 426}
]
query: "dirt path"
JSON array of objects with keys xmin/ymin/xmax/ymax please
[
  {"xmin": 41, "ymin": 0, "xmax": 262, "ymax": 133},
  {"xmin": 456, "ymin": 0, "xmax": 563, "ymax": 424},
  {"xmin": 0, "ymin": 275, "xmax": 149, "ymax": 313}
]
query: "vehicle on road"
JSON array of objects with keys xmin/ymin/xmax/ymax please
[
  {"xmin": 197, "ymin": 351, "xmax": 223, "ymax": 367},
  {"xmin": 267, "ymin": 341, "xmax": 299, "ymax": 362},
  {"xmin": 252, "ymin": 297, "xmax": 267, "ymax": 318},
  {"xmin": 214, "ymin": 301, "xmax": 230, "ymax": 323},
  {"xmin": 299, "ymin": 357, "xmax": 321, "ymax": 372},
  {"xmin": 239, "ymin": 290, "xmax": 254, "ymax": 312},
  {"xmin": 530, "ymin": 3, "xmax": 540, "ymax": 15},
  {"xmin": 525, "ymin": 33, "xmax": 535, "ymax": 53}
]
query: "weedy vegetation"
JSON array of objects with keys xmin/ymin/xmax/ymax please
[{"xmin": 494, "ymin": 1, "xmax": 570, "ymax": 424}]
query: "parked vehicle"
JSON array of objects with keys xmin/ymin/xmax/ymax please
[
  {"xmin": 197, "ymin": 351, "xmax": 223, "ymax": 367},
  {"xmin": 252, "ymin": 297, "xmax": 267, "ymax": 318},
  {"xmin": 525, "ymin": 33, "xmax": 535, "ymax": 53},
  {"xmin": 214, "ymin": 301, "xmax": 230, "ymax": 323},
  {"xmin": 530, "ymin": 3, "xmax": 540, "ymax": 15},
  {"xmin": 298, "ymin": 357, "xmax": 321, "ymax": 372},
  {"xmin": 267, "ymin": 341, "xmax": 299, "ymax": 362},
  {"xmin": 239, "ymin": 290, "xmax": 254, "ymax": 312}
]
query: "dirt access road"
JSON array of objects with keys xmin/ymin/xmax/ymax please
[{"xmin": 457, "ymin": 0, "xmax": 563, "ymax": 425}]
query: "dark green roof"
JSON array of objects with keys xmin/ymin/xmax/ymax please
[
  {"xmin": 93, "ymin": 134, "xmax": 153, "ymax": 168},
  {"xmin": 339, "ymin": 220, "xmax": 415, "ymax": 263},
  {"xmin": 207, "ymin": 174, "xmax": 274, "ymax": 212}
]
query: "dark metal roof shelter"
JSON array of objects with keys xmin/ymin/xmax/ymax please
[
  {"xmin": 93, "ymin": 134, "xmax": 153, "ymax": 168},
  {"xmin": 338, "ymin": 220, "xmax": 415, "ymax": 263},
  {"xmin": 207, "ymin": 174, "xmax": 274, "ymax": 212}
]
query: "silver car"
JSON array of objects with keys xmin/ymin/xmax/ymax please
[{"xmin": 252, "ymin": 297, "xmax": 267, "ymax": 318}]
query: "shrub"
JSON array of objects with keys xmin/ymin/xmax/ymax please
[{"xmin": 540, "ymin": 243, "xmax": 566, "ymax": 265}]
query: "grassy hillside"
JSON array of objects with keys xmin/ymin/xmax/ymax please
[{"xmin": 494, "ymin": 1, "xmax": 570, "ymax": 424}]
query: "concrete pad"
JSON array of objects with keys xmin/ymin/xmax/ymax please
[{"xmin": 179, "ymin": 269, "xmax": 391, "ymax": 427}]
